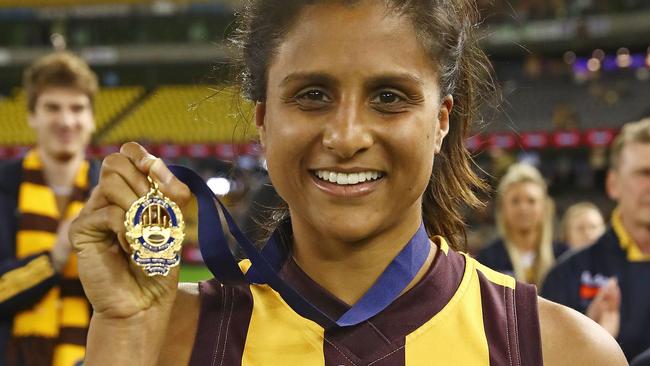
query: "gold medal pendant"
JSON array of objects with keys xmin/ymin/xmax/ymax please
[{"xmin": 125, "ymin": 176, "xmax": 185, "ymax": 276}]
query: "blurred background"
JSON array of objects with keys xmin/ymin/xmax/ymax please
[{"xmin": 0, "ymin": 0, "xmax": 649, "ymax": 280}]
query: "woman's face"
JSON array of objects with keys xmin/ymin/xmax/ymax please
[
  {"xmin": 565, "ymin": 209, "xmax": 605, "ymax": 249},
  {"xmin": 501, "ymin": 181, "xmax": 546, "ymax": 235},
  {"xmin": 256, "ymin": 1, "xmax": 450, "ymax": 242}
]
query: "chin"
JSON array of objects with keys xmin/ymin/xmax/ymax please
[{"xmin": 316, "ymin": 214, "xmax": 384, "ymax": 244}]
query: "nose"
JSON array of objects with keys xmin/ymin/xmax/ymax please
[
  {"xmin": 322, "ymin": 101, "xmax": 373, "ymax": 159},
  {"xmin": 59, "ymin": 109, "xmax": 76, "ymax": 127}
]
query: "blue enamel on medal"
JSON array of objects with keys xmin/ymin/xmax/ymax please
[{"xmin": 125, "ymin": 176, "xmax": 185, "ymax": 276}]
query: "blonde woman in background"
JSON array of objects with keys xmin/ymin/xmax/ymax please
[
  {"xmin": 561, "ymin": 202, "xmax": 606, "ymax": 250},
  {"xmin": 477, "ymin": 163, "xmax": 568, "ymax": 286}
]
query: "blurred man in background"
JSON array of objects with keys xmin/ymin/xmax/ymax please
[
  {"xmin": 0, "ymin": 52, "xmax": 99, "ymax": 366},
  {"xmin": 542, "ymin": 118, "xmax": 650, "ymax": 361}
]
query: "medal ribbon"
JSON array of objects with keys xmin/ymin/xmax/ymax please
[{"xmin": 169, "ymin": 165, "xmax": 431, "ymax": 328}]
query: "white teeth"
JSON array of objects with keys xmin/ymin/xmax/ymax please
[{"xmin": 314, "ymin": 170, "xmax": 383, "ymax": 185}]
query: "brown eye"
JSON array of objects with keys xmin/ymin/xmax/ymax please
[
  {"xmin": 376, "ymin": 91, "xmax": 401, "ymax": 104},
  {"xmin": 370, "ymin": 90, "xmax": 409, "ymax": 114},
  {"xmin": 294, "ymin": 89, "xmax": 331, "ymax": 110},
  {"xmin": 297, "ymin": 89, "xmax": 330, "ymax": 102}
]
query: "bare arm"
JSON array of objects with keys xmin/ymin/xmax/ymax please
[
  {"xmin": 157, "ymin": 282, "xmax": 201, "ymax": 366},
  {"xmin": 539, "ymin": 297, "xmax": 628, "ymax": 366}
]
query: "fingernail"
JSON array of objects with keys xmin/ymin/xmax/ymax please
[
  {"xmin": 140, "ymin": 154, "xmax": 156, "ymax": 165},
  {"xmin": 152, "ymin": 158, "xmax": 173, "ymax": 184}
]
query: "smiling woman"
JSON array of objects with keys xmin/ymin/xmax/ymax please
[{"xmin": 69, "ymin": 1, "xmax": 627, "ymax": 365}]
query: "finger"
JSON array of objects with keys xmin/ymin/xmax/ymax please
[
  {"xmin": 97, "ymin": 172, "xmax": 140, "ymax": 212},
  {"xmin": 119, "ymin": 142, "xmax": 160, "ymax": 176},
  {"xmin": 69, "ymin": 205, "xmax": 128, "ymax": 254},
  {"xmin": 119, "ymin": 142, "xmax": 190, "ymax": 209},
  {"xmin": 81, "ymin": 185, "xmax": 110, "ymax": 212},
  {"xmin": 101, "ymin": 152, "xmax": 151, "ymax": 197}
]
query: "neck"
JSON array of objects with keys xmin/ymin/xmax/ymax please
[
  {"xmin": 37, "ymin": 147, "xmax": 84, "ymax": 192},
  {"xmin": 290, "ymin": 207, "xmax": 435, "ymax": 306},
  {"xmin": 509, "ymin": 229, "xmax": 539, "ymax": 252},
  {"xmin": 620, "ymin": 212, "xmax": 650, "ymax": 254}
]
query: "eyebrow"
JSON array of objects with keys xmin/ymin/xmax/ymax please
[
  {"xmin": 365, "ymin": 73, "xmax": 424, "ymax": 89},
  {"xmin": 279, "ymin": 72, "xmax": 338, "ymax": 87},
  {"xmin": 279, "ymin": 72, "xmax": 424, "ymax": 89}
]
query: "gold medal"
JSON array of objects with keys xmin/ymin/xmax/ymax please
[{"xmin": 125, "ymin": 176, "xmax": 185, "ymax": 276}]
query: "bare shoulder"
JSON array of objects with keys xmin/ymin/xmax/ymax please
[
  {"xmin": 538, "ymin": 297, "xmax": 627, "ymax": 366},
  {"xmin": 158, "ymin": 282, "xmax": 201, "ymax": 366}
]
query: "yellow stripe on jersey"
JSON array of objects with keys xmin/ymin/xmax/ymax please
[
  {"xmin": 52, "ymin": 344, "xmax": 85, "ymax": 366},
  {"xmin": 434, "ymin": 236, "xmax": 450, "ymax": 256},
  {"xmin": 12, "ymin": 288, "xmax": 60, "ymax": 337},
  {"xmin": 0, "ymin": 254, "xmax": 55, "ymax": 303},
  {"xmin": 612, "ymin": 207, "xmax": 650, "ymax": 262},
  {"xmin": 473, "ymin": 258, "xmax": 516, "ymax": 290},
  {"xmin": 22, "ymin": 150, "xmax": 42, "ymax": 170},
  {"xmin": 60, "ymin": 297, "xmax": 90, "ymax": 328},
  {"xmin": 18, "ymin": 182, "xmax": 59, "ymax": 218},
  {"xmin": 61, "ymin": 253, "xmax": 79, "ymax": 278},
  {"xmin": 73, "ymin": 162, "xmax": 89, "ymax": 188},
  {"xmin": 405, "ymin": 253, "xmax": 490, "ymax": 366},
  {"xmin": 243, "ymin": 283, "xmax": 326, "ymax": 366},
  {"xmin": 64, "ymin": 201, "xmax": 85, "ymax": 220},
  {"xmin": 15, "ymin": 231, "xmax": 56, "ymax": 258}
]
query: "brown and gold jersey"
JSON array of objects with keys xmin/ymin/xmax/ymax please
[{"xmin": 190, "ymin": 237, "xmax": 542, "ymax": 366}]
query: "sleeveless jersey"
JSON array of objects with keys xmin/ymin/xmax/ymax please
[{"xmin": 189, "ymin": 237, "xmax": 542, "ymax": 366}]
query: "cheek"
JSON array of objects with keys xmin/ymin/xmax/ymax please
[
  {"xmin": 396, "ymin": 136, "xmax": 435, "ymax": 194},
  {"xmin": 502, "ymin": 204, "xmax": 518, "ymax": 223}
]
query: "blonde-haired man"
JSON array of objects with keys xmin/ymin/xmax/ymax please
[
  {"xmin": 0, "ymin": 52, "xmax": 100, "ymax": 366},
  {"xmin": 542, "ymin": 118, "xmax": 650, "ymax": 362}
]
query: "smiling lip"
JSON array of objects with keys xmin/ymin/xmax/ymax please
[{"xmin": 310, "ymin": 170, "xmax": 384, "ymax": 198}]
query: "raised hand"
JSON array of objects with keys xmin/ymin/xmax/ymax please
[{"xmin": 586, "ymin": 277, "xmax": 621, "ymax": 338}]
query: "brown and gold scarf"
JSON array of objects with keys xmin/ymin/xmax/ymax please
[{"xmin": 10, "ymin": 149, "xmax": 90, "ymax": 366}]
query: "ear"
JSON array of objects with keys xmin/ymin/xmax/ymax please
[
  {"xmin": 434, "ymin": 94, "xmax": 453, "ymax": 153},
  {"xmin": 255, "ymin": 102, "xmax": 267, "ymax": 148},
  {"xmin": 606, "ymin": 169, "xmax": 620, "ymax": 201}
]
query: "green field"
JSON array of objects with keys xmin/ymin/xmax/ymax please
[{"xmin": 179, "ymin": 264, "xmax": 213, "ymax": 283}]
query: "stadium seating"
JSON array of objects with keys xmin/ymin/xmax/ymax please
[
  {"xmin": 0, "ymin": 86, "xmax": 143, "ymax": 146},
  {"xmin": 0, "ymin": 90, "xmax": 31, "ymax": 146},
  {"xmin": 490, "ymin": 76, "xmax": 650, "ymax": 132},
  {"xmin": 98, "ymin": 85, "xmax": 256, "ymax": 145}
]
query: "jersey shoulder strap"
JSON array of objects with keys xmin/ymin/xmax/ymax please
[{"xmin": 471, "ymin": 257, "xmax": 543, "ymax": 366}]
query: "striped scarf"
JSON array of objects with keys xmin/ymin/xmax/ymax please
[{"xmin": 10, "ymin": 149, "xmax": 91, "ymax": 366}]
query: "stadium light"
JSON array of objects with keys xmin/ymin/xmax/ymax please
[
  {"xmin": 587, "ymin": 58, "xmax": 601, "ymax": 72},
  {"xmin": 592, "ymin": 49, "xmax": 605, "ymax": 61},
  {"xmin": 563, "ymin": 51, "xmax": 576, "ymax": 65},
  {"xmin": 616, "ymin": 47, "xmax": 632, "ymax": 68},
  {"xmin": 207, "ymin": 177, "xmax": 231, "ymax": 196}
]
